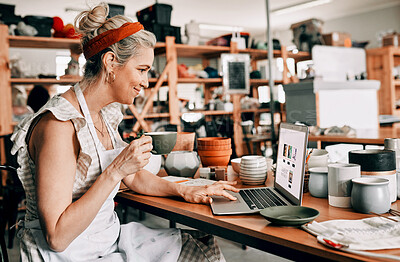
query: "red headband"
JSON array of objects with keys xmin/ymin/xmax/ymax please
[{"xmin": 83, "ymin": 22, "xmax": 144, "ymax": 59}]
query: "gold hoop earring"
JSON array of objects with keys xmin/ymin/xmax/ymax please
[{"xmin": 107, "ymin": 71, "xmax": 115, "ymax": 83}]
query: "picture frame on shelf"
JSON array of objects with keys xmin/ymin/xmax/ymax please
[{"xmin": 221, "ymin": 53, "xmax": 250, "ymax": 94}]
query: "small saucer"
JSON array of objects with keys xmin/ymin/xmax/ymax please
[{"xmin": 260, "ymin": 206, "xmax": 319, "ymax": 226}]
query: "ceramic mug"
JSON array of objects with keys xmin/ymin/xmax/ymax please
[
  {"xmin": 143, "ymin": 154, "xmax": 162, "ymax": 175},
  {"xmin": 308, "ymin": 167, "xmax": 328, "ymax": 198},
  {"xmin": 328, "ymin": 163, "xmax": 361, "ymax": 208},
  {"xmin": 351, "ymin": 177, "xmax": 390, "ymax": 214},
  {"xmin": 145, "ymin": 132, "xmax": 177, "ymax": 155}
]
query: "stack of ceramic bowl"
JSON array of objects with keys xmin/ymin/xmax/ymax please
[
  {"xmin": 239, "ymin": 155, "xmax": 268, "ymax": 185},
  {"xmin": 197, "ymin": 137, "xmax": 232, "ymax": 167}
]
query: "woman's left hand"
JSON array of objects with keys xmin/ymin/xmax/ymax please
[{"xmin": 179, "ymin": 181, "xmax": 240, "ymax": 204}]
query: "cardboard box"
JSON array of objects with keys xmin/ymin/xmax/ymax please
[
  {"xmin": 322, "ymin": 32, "xmax": 352, "ymax": 47},
  {"xmin": 383, "ymin": 33, "xmax": 399, "ymax": 47}
]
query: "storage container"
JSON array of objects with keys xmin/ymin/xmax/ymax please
[
  {"xmin": 322, "ymin": 32, "xmax": 352, "ymax": 47},
  {"xmin": 144, "ymin": 23, "xmax": 181, "ymax": 43},
  {"xmin": 206, "ymin": 32, "xmax": 250, "ymax": 48},
  {"xmin": 108, "ymin": 4, "xmax": 125, "ymax": 18},
  {"xmin": 23, "ymin": 16, "xmax": 53, "ymax": 37},
  {"xmin": 136, "ymin": 3, "xmax": 173, "ymax": 25}
]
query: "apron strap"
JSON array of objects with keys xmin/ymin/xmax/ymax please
[{"xmin": 74, "ymin": 84, "xmax": 104, "ymax": 154}]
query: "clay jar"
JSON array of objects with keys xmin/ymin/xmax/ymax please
[{"xmin": 197, "ymin": 137, "xmax": 232, "ymax": 167}]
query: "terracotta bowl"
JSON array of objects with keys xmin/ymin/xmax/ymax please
[
  {"xmin": 200, "ymin": 155, "xmax": 231, "ymax": 167},
  {"xmin": 197, "ymin": 149, "xmax": 232, "ymax": 157},
  {"xmin": 197, "ymin": 144, "xmax": 231, "ymax": 151},
  {"xmin": 197, "ymin": 137, "xmax": 231, "ymax": 146}
]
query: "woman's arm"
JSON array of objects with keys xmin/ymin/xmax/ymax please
[
  {"xmin": 31, "ymin": 113, "xmax": 152, "ymax": 252},
  {"xmin": 31, "ymin": 113, "xmax": 120, "ymax": 252},
  {"xmin": 123, "ymin": 170, "xmax": 239, "ymax": 204}
]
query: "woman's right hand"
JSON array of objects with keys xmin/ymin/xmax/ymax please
[{"xmin": 109, "ymin": 136, "xmax": 153, "ymax": 181}]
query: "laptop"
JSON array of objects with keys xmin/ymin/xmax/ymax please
[{"xmin": 211, "ymin": 122, "xmax": 309, "ymax": 215}]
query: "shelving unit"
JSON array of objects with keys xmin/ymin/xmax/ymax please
[
  {"xmin": 366, "ymin": 46, "xmax": 400, "ymax": 116},
  {"xmin": 0, "ymin": 24, "xmax": 311, "ymax": 157},
  {"xmin": 132, "ymin": 36, "xmax": 310, "ymax": 156}
]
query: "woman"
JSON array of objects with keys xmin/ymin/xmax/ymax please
[{"xmin": 11, "ymin": 3, "xmax": 238, "ymax": 261}]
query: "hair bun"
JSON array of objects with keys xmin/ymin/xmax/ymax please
[{"xmin": 75, "ymin": 2, "xmax": 109, "ymax": 36}]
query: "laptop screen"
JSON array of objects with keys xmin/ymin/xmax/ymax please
[{"xmin": 274, "ymin": 123, "xmax": 309, "ymax": 205}]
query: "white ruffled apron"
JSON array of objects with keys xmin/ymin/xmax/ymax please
[{"xmin": 20, "ymin": 84, "xmax": 181, "ymax": 261}]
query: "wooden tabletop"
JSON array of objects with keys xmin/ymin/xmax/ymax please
[
  {"xmin": 308, "ymin": 127, "xmax": 400, "ymax": 145},
  {"xmin": 115, "ymin": 176, "xmax": 400, "ymax": 262}
]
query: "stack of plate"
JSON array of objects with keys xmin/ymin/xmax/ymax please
[{"xmin": 239, "ymin": 155, "xmax": 268, "ymax": 185}]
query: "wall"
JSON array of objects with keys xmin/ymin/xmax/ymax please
[{"xmin": 271, "ymin": 5, "xmax": 400, "ymax": 49}]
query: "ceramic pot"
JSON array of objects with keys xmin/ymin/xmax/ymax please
[
  {"xmin": 197, "ymin": 137, "xmax": 231, "ymax": 146},
  {"xmin": 349, "ymin": 149, "xmax": 397, "ymax": 203},
  {"xmin": 199, "ymin": 155, "xmax": 231, "ymax": 167},
  {"xmin": 351, "ymin": 177, "xmax": 390, "ymax": 214},
  {"xmin": 164, "ymin": 151, "xmax": 200, "ymax": 177},
  {"xmin": 197, "ymin": 144, "xmax": 231, "ymax": 151},
  {"xmin": 197, "ymin": 149, "xmax": 232, "ymax": 157},
  {"xmin": 308, "ymin": 167, "xmax": 328, "ymax": 198},
  {"xmin": 307, "ymin": 149, "xmax": 329, "ymax": 169}
]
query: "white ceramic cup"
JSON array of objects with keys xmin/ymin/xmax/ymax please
[
  {"xmin": 328, "ymin": 163, "xmax": 361, "ymax": 208},
  {"xmin": 143, "ymin": 153, "xmax": 162, "ymax": 175}
]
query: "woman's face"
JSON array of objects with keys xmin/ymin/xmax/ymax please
[{"xmin": 112, "ymin": 47, "xmax": 154, "ymax": 104}]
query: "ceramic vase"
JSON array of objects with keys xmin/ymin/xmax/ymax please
[{"xmin": 164, "ymin": 151, "xmax": 200, "ymax": 177}]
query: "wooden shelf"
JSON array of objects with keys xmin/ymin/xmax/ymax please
[
  {"xmin": 175, "ymin": 44, "xmax": 230, "ymax": 58},
  {"xmin": 122, "ymin": 108, "xmax": 270, "ymax": 120},
  {"xmin": 10, "ymin": 77, "xmax": 281, "ymax": 87},
  {"xmin": 367, "ymin": 46, "xmax": 400, "ymax": 115},
  {"xmin": 9, "ymin": 35, "xmax": 81, "ymax": 49},
  {"xmin": 124, "ymin": 112, "xmax": 171, "ymax": 119},
  {"xmin": 148, "ymin": 78, "xmax": 283, "ymax": 87},
  {"xmin": 241, "ymin": 108, "xmax": 270, "ymax": 113},
  {"xmin": 196, "ymin": 110, "xmax": 232, "ymax": 116},
  {"xmin": 10, "ymin": 77, "xmax": 81, "ymax": 85},
  {"xmin": 154, "ymin": 42, "xmax": 311, "ymax": 61},
  {"xmin": 250, "ymin": 79, "xmax": 283, "ymax": 86}
]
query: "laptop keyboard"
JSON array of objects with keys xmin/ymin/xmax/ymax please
[{"xmin": 239, "ymin": 188, "xmax": 286, "ymax": 210}]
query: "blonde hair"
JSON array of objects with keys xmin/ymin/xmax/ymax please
[{"xmin": 75, "ymin": 2, "xmax": 156, "ymax": 86}]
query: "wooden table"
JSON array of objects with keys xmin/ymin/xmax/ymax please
[
  {"xmin": 115, "ymin": 178, "xmax": 400, "ymax": 262},
  {"xmin": 308, "ymin": 127, "xmax": 400, "ymax": 146}
]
